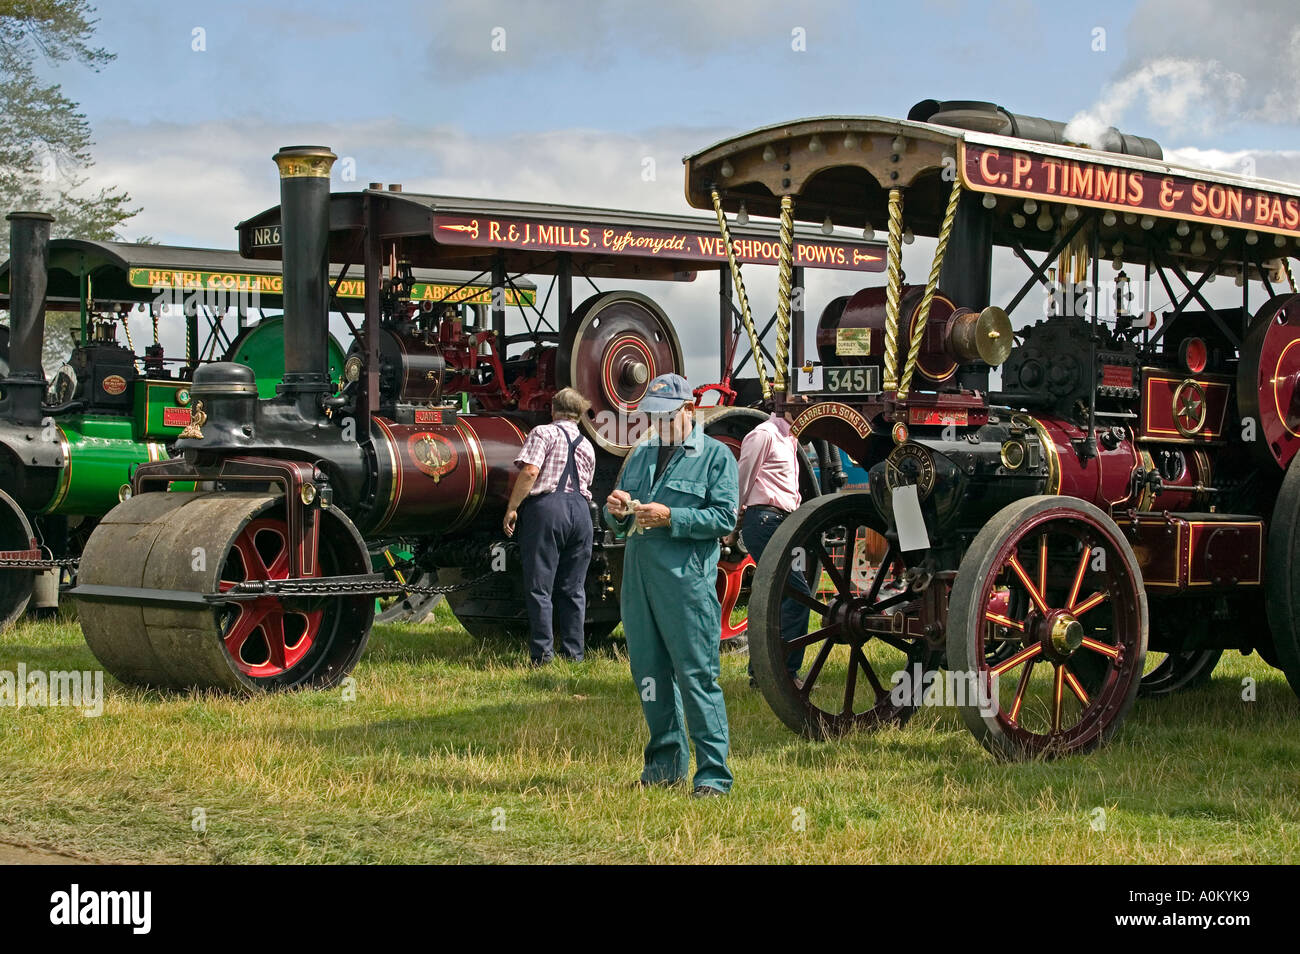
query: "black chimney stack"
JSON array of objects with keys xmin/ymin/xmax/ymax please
[
  {"xmin": 272, "ymin": 146, "xmax": 336, "ymax": 415},
  {"xmin": 4, "ymin": 211, "xmax": 55, "ymax": 427}
]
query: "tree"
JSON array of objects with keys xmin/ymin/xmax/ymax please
[
  {"xmin": 0, "ymin": 1, "xmax": 139, "ymax": 370},
  {"xmin": 0, "ymin": 0, "xmax": 138, "ymax": 251}
]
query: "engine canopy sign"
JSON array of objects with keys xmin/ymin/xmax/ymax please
[
  {"xmin": 961, "ymin": 143, "xmax": 1300, "ymax": 237},
  {"xmin": 127, "ymin": 269, "xmax": 534, "ymax": 305},
  {"xmin": 430, "ymin": 214, "xmax": 884, "ymax": 272}
]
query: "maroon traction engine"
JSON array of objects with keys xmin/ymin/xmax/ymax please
[
  {"xmin": 685, "ymin": 99, "xmax": 1300, "ymax": 758},
  {"xmin": 69, "ymin": 147, "xmax": 883, "ymax": 692}
]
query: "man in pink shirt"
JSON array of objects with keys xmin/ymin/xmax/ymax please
[{"xmin": 734, "ymin": 408, "xmax": 812, "ymax": 686}]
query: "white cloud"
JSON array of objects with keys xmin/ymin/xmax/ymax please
[{"xmin": 1069, "ymin": 0, "xmax": 1300, "ymax": 141}]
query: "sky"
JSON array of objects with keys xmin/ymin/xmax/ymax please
[{"xmin": 28, "ymin": 0, "xmax": 1300, "ymax": 381}]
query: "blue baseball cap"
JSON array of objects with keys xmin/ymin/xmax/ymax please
[{"xmin": 639, "ymin": 373, "xmax": 693, "ymax": 414}]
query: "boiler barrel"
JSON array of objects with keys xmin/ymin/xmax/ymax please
[{"xmin": 365, "ymin": 414, "xmax": 527, "ymax": 536}]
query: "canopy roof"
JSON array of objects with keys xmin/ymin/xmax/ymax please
[
  {"xmin": 0, "ymin": 239, "xmax": 535, "ymax": 310},
  {"xmin": 683, "ymin": 115, "xmax": 1300, "ymax": 274},
  {"xmin": 235, "ymin": 191, "xmax": 886, "ymax": 281}
]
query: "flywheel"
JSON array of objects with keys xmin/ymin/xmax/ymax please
[{"xmin": 557, "ymin": 291, "xmax": 683, "ymax": 455}]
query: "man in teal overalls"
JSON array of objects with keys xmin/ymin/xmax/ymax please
[{"xmin": 604, "ymin": 373, "xmax": 739, "ymax": 797}]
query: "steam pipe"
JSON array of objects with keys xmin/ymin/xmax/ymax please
[{"xmin": 909, "ymin": 100, "xmax": 1163, "ymax": 161}]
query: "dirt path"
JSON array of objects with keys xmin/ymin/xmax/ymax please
[{"xmin": 0, "ymin": 840, "xmax": 92, "ymax": 865}]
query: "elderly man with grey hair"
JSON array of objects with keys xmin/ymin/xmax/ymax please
[{"xmin": 505, "ymin": 387, "xmax": 597, "ymax": 665}]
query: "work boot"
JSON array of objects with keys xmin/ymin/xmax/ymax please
[{"xmin": 691, "ymin": 785, "xmax": 727, "ymax": 798}]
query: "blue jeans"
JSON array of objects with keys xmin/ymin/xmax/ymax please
[{"xmin": 741, "ymin": 507, "xmax": 810, "ymax": 676}]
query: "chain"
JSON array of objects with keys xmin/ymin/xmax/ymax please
[
  {"xmin": 223, "ymin": 568, "xmax": 496, "ymax": 598},
  {"xmin": 0, "ymin": 557, "xmax": 493, "ymax": 592},
  {"xmin": 0, "ymin": 557, "xmax": 80, "ymax": 570}
]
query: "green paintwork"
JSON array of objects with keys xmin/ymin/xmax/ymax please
[
  {"xmin": 229, "ymin": 318, "xmax": 347, "ymax": 400},
  {"xmin": 132, "ymin": 378, "xmax": 193, "ymax": 441},
  {"xmin": 43, "ymin": 414, "xmax": 164, "ymax": 516}
]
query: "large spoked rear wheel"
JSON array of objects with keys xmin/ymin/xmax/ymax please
[
  {"xmin": 1265, "ymin": 453, "xmax": 1300, "ymax": 698},
  {"xmin": 78, "ymin": 492, "xmax": 373, "ymax": 692},
  {"xmin": 1139, "ymin": 649, "xmax": 1221, "ymax": 697},
  {"xmin": 948, "ymin": 496, "xmax": 1146, "ymax": 760},
  {"xmin": 751, "ymin": 492, "xmax": 938, "ymax": 739}
]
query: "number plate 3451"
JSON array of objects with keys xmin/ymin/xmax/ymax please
[{"xmin": 820, "ymin": 365, "xmax": 881, "ymax": 395}]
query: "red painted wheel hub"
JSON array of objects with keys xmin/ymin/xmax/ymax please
[{"xmin": 218, "ymin": 518, "xmax": 321, "ymax": 678}]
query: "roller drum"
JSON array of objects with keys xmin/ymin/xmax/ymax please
[{"xmin": 77, "ymin": 491, "xmax": 372, "ymax": 692}]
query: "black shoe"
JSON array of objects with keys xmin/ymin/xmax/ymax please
[
  {"xmin": 691, "ymin": 785, "xmax": 727, "ymax": 798},
  {"xmin": 632, "ymin": 778, "xmax": 681, "ymax": 790},
  {"xmin": 748, "ymin": 674, "xmax": 759, "ymax": 689},
  {"xmin": 529, "ymin": 657, "xmax": 552, "ymax": 668}
]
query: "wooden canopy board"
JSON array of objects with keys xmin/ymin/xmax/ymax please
[
  {"xmin": 683, "ymin": 116, "xmax": 1300, "ymax": 272},
  {"xmin": 235, "ymin": 192, "xmax": 886, "ymax": 280}
]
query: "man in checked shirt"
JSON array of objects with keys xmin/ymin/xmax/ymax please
[{"xmin": 504, "ymin": 388, "xmax": 597, "ymax": 666}]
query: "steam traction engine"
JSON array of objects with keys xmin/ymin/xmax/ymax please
[
  {"xmin": 685, "ymin": 99, "xmax": 1300, "ymax": 758},
  {"xmin": 70, "ymin": 147, "xmax": 880, "ymax": 690},
  {"xmin": 0, "ymin": 225, "xmax": 501, "ymax": 629},
  {"xmin": 0, "ymin": 215, "xmax": 203, "ymax": 629}
]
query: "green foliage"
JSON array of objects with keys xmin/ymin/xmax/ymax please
[{"xmin": 0, "ymin": 1, "xmax": 137, "ymax": 260}]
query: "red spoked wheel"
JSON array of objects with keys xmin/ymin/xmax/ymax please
[
  {"xmin": 218, "ymin": 518, "xmax": 322, "ymax": 678},
  {"xmin": 717, "ymin": 554, "xmax": 754, "ymax": 652},
  {"xmin": 948, "ymin": 496, "xmax": 1147, "ymax": 759},
  {"xmin": 750, "ymin": 492, "xmax": 940, "ymax": 739}
]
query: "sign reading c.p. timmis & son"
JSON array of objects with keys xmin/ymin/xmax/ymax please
[
  {"xmin": 430, "ymin": 214, "xmax": 885, "ymax": 272},
  {"xmin": 960, "ymin": 143, "xmax": 1300, "ymax": 238}
]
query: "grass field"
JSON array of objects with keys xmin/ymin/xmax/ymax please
[{"xmin": 0, "ymin": 605, "xmax": 1296, "ymax": 864}]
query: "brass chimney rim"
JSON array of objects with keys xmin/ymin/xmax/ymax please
[{"xmin": 273, "ymin": 145, "xmax": 337, "ymax": 179}]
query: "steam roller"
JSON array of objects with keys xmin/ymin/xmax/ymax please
[
  {"xmin": 72, "ymin": 142, "xmax": 791, "ymax": 688},
  {"xmin": 78, "ymin": 491, "xmax": 372, "ymax": 691}
]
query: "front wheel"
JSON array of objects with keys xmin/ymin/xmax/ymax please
[
  {"xmin": 947, "ymin": 496, "xmax": 1147, "ymax": 759},
  {"xmin": 78, "ymin": 492, "xmax": 373, "ymax": 692},
  {"xmin": 750, "ymin": 492, "xmax": 938, "ymax": 739}
]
